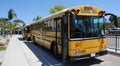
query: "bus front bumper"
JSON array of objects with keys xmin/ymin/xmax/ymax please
[{"xmin": 69, "ymin": 50, "xmax": 108, "ymax": 61}]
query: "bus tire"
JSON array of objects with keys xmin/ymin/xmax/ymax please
[
  {"xmin": 27, "ymin": 37, "xmax": 31, "ymax": 41},
  {"xmin": 31, "ymin": 36, "xmax": 33, "ymax": 41},
  {"xmin": 33, "ymin": 36, "xmax": 36, "ymax": 44},
  {"xmin": 51, "ymin": 42, "xmax": 59, "ymax": 58}
]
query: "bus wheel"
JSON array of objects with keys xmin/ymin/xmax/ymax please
[
  {"xmin": 27, "ymin": 37, "xmax": 31, "ymax": 41},
  {"xmin": 33, "ymin": 36, "xmax": 36, "ymax": 44},
  {"xmin": 51, "ymin": 42, "xmax": 59, "ymax": 58},
  {"xmin": 31, "ymin": 36, "xmax": 33, "ymax": 41}
]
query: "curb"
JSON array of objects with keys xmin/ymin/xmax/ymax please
[{"xmin": 108, "ymin": 51, "xmax": 120, "ymax": 57}]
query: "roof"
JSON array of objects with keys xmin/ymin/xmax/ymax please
[
  {"xmin": 30, "ymin": 8, "xmax": 70, "ymax": 25},
  {"xmin": 30, "ymin": 5, "xmax": 103, "ymax": 25}
]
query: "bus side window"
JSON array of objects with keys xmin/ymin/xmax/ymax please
[
  {"xmin": 53, "ymin": 19, "xmax": 56, "ymax": 31},
  {"xmin": 44, "ymin": 21, "xmax": 47, "ymax": 31},
  {"xmin": 55, "ymin": 18, "xmax": 61, "ymax": 31},
  {"xmin": 49, "ymin": 20, "xmax": 52, "ymax": 30},
  {"xmin": 51, "ymin": 20, "xmax": 54, "ymax": 31},
  {"xmin": 48, "ymin": 20, "xmax": 51, "ymax": 30}
]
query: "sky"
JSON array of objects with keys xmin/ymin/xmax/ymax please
[{"xmin": 0, "ymin": 0, "xmax": 120, "ymax": 24}]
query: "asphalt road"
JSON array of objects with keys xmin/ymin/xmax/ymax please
[{"xmin": 19, "ymin": 38, "xmax": 120, "ymax": 66}]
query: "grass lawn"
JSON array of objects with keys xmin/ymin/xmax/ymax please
[{"xmin": 0, "ymin": 46, "xmax": 6, "ymax": 50}]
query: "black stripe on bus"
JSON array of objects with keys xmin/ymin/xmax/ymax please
[
  {"xmin": 43, "ymin": 38, "xmax": 61, "ymax": 45},
  {"xmin": 43, "ymin": 30, "xmax": 61, "ymax": 32},
  {"xmin": 43, "ymin": 38, "xmax": 52, "ymax": 42},
  {"xmin": 42, "ymin": 35, "xmax": 61, "ymax": 39}
]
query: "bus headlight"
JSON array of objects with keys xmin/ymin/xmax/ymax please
[
  {"xmin": 73, "ymin": 50, "xmax": 77, "ymax": 55},
  {"xmin": 73, "ymin": 50, "xmax": 80, "ymax": 55}
]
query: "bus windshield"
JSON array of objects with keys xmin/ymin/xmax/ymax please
[
  {"xmin": 70, "ymin": 16, "xmax": 105, "ymax": 38},
  {"xmin": 24, "ymin": 26, "xmax": 30, "ymax": 33}
]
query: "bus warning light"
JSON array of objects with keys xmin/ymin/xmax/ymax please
[
  {"xmin": 75, "ymin": 42, "xmax": 80, "ymax": 48},
  {"xmin": 99, "ymin": 11, "xmax": 105, "ymax": 16},
  {"xmin": 71, "ymin": 9, "xmax": 80, "ymax": 14}
]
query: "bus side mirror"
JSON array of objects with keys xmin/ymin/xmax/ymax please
[
  {"xmin": 105, "ymin": 13, "xmax": 118, "ymax": 28},
  {"xmin": 109, "ymin": 15, "xmax": 114, "ymax": 22},
  {"xmin": 104, "ymin": 19, "xmax": 110, "ymax": 23}
]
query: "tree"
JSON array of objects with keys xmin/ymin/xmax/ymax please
[
  {"xmin": 105, "ymin": 16, "xmax": 120, "ymax": 29},
  {"xmin": 117, "ymin": 17, "xmax": 120, "ymax": 27},
  {"xmin": 7, "ymin": 19, "xmax": 25, "ymax": 30},
  {"xmin": 49, "ymin": 4, "xmax": 66, "ymax": 14},
  {"xmin": 7, "ymin": 9, "xmax": 17, "ymax": 36},
  {"xmin": 0, "ymin": 18, "xmax": 9, "ymax": 36},
  {"xmin": 8, "ymin": 9, "xmax": 17, "ymax": 20},
  {"xmin": 33, "ymin": 16, "xmax": 42, "ymax": 21},
  {"xmin": 13, "ymin": 19, "xmax": 25, "ymax": 26},
  {"xmin": 12, "ymin": 19, "xmax": 25, "ymax": 34},
  {"xmin": 0, "ymin": 9, "xmax": 25, "ymax": 37},
  {"xmin": 7, "ymin": 9, "xmax": 25, "ymax": 36}
]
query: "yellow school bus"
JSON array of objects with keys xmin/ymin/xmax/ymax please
[
  {"xmin": 22, "ymin": 25, "xmax": 31, "ymax": 40},
  {"xmin": 29, "ymin": 5, "xmax": 118, "ymax": 62}
]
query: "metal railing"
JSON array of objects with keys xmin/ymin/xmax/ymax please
[{"xmin": 107, "ymin": 35, "xmax": 120, "ymax": 53}]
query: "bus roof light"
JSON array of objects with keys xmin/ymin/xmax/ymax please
[
  {"xmin": 84, "ymin": 6, "xmax": 93, "ymax": 10},
  {"xmin": 71, "ymin": 9, "xmax": 80, "ymax": 14},
  {"xmin": 99, "ymin": 11, "xmax": 105, "ymax": 16}
]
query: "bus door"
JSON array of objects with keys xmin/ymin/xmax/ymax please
[
  {"xmin": 24, "ymin": 27, "xmax": 27, "ymax": 37},
  {"xmin": 54, "ymin": 18, "xmax": 61, "ymax": 56},
  {"xmin": 61, "ymin": 15, "xmax": 68, "ymax": 62}
]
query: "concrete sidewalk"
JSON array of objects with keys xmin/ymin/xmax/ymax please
[{"xmin": 1, "ymin": 35, "xmax": 42, "ymax": 66}]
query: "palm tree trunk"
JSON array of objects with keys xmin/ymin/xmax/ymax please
[
  {"xmin": 1, "ymin": 28, "xmax": 5, "ymax": 37},
  {"xmin": 10, "ymin": 22, "xmax": 12, "ymax": 37},
  {"xmin": 10, "ymin": 30, "xmax": 12, "ymax": 37}
]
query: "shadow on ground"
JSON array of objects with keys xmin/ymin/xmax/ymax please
[{"xmin": 18, "ymin": 38, "xmax": 104, "ymax": 66}]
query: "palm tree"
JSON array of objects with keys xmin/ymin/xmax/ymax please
[
  {"xmin": 33, "ymin": 16, "xmax": 42, "ymax": 21},
  {"xmin": 8, "ymin": 9, "xmax": 17, "ymax": 20},
  {"xmin": 12, "ymin": 19, "xmax": 25, "ymax": 34},
  {"xmin": 49, "ymin": 4, "xmax": 66, "ymax": 14},
  {"xmin": 8, "ymin": 9, "xmax": 17, "ymax": 36},
  {"xmin": 7, "ymin": 9, "xmax": 25, "ymax": 36},
  {"xmin": 0, "ymin": 9, "xmax": 25, "ymax": 37},
  {"xmin": 0, "ymin": 18, "xmax": 9, "ymax": 36},
  {"xmin": 13, "ymin": 19, "xmax": 25, "ymax": 26}
]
